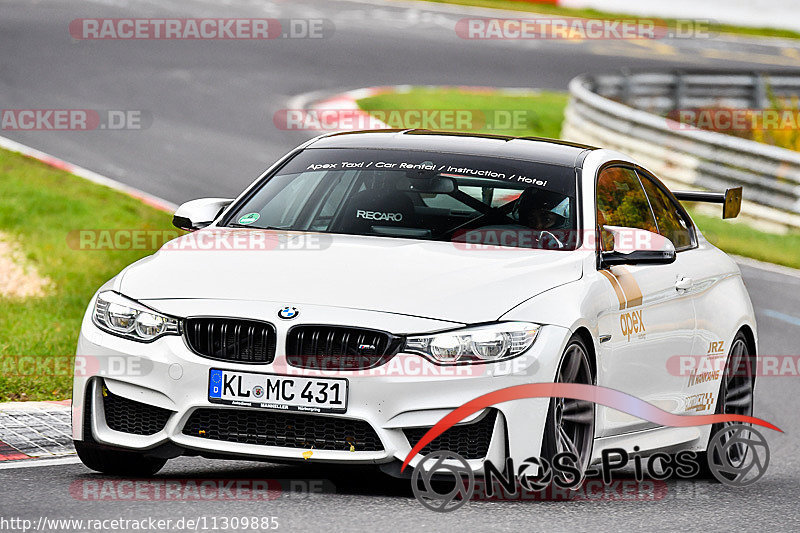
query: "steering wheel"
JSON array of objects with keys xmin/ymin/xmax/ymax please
[{"xmin": 539, "ymin": 230, "xmax": 565, "ymax": 249}]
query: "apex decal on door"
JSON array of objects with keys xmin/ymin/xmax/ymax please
[{"xmin": 620, "ymin": 309, "xmax": 646, "ymax": 342}]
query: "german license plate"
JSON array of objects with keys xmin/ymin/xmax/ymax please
[{"xmin": 208, "ymin": 369, "xmax": 348, "ymax": 413}]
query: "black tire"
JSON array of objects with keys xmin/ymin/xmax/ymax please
[
  {"xmin": 694, "ymin": 331, "xmax": 755, "ymax": 480},
  {"xmin": 541, "ymin": 335, "xmax": 595, "ymax": 485},
  {"xmin": 74, "ymin": 440, "xmax": 167, "ymax": 476}
]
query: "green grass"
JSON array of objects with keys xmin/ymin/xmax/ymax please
[
  {"xmin": 357, "ymin": 87, "xmax": 569, "ymax": 138},
  {"xmin": 690, "ymin": 210, "xmax": 800, "ymax": 268},
  {"xmin": 0, "ymin": 148, "xmax": 178, "ymax": 401},
  {"xmin": 417, "ymin": 0, "xmax": 800, "ymax": 40},
  {"xmin": 358, "ymin": 85, "xmax": 800, "ymax": 269}
]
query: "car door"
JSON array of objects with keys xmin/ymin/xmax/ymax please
[
  {"xmin": 635, "ymin": 168, "xmax": 724, "ymax": 415},
  {"xmin": 594, "ymin": 165, "xmax": 697, "ymax": 437}
]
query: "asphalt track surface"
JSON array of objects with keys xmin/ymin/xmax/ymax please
[{"xmin": 1, "ymin": 0, "xmax": 800, "ymax": 531}]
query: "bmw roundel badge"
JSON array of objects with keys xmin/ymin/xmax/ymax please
[{"xmin": 278, "ymin": 306, "xmax": 299, "ymax": 320}]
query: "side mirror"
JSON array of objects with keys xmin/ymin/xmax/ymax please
[
  {"xmin": 172, "ymin": 198, "xmax": 233, "ymax": 231},
  {"xmin": 600, "ymin": 226, "xmax": 676, "ymax": 266}
]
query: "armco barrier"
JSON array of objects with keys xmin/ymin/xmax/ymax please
[{"xmin": 561, "ymin": 71, "xmax": 800, "ymax": 230}]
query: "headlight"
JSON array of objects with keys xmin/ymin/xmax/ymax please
[
  {"xmin": 404, "ymin": 322, "xmax": 540, "ymax": 365},
  {"xmin": 92, "ymin": 291, "xmax": 180, "ymax": 342}
]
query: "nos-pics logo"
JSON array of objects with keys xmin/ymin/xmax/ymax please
[{"xmin": 411, "ymin": 423, "xmax": 771, "ymax": 512}]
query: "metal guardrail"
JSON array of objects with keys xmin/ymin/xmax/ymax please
[{"xmin": 561, "ymin": 71, "xmax": 800, "ymax": 230}]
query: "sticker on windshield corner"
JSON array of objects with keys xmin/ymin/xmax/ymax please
[{"xmin": 237, "ymin": 212, "xmax": 260, "ymax": 225}]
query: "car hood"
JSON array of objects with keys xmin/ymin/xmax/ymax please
[{"xmin": 120, "ymin": 229, "xmax": 584, "ymax": 324}]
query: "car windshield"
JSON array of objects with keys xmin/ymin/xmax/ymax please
[{"xmin": 224, "ymin": 148, "xmax": 579, "ymax": 250}]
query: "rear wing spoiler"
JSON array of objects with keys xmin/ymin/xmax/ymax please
[{"xmin": 673, "ymin": 187, "xmax": 742, "ymax": 219}]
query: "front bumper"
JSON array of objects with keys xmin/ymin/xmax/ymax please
[{"xmin": 73, "ymin": 297, "xmax": 571, "ymax": 472}]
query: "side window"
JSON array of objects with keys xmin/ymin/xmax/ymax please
[
  {"xmin": 638, "ymin": 171, "xmax": 696, "ymax": 250},
  {"xmin": 596, "ymin": 166, "xmax": 658, "ymax": 250}
]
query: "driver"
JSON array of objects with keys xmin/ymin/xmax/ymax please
[{"xmin": 516, "ymin": 188, "xmax": 568, "ymax": 230}]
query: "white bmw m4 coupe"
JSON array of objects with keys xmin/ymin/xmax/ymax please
[{"xmin": 73, "ymin": 130, "xmax": 756, "ymax": 477}]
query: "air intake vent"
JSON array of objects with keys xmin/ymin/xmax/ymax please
[
  {"xmin": 286, "ymin": 325, "xmax": 399, "ymax": 370},
  {"xmin": 102, "ymin": 385, "xmax": 172, "ymax": 436},
  {"xmin": 183, "ymin": 408, "xmax": 383, "ymax": 452},
  {"xmin": 184, "ymin": 318, "xmax": 276, "ymax": 363},
  {"xmin": 404, "ymin": 410, "xmax": 497, "ymax": 460}
]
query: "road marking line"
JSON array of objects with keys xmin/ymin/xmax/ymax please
[
  {"xmin": 700, "ymin": 48, "xmax": 800, "ymax": 66},
  {"xmin": 782, "ymin": 47, "xmax": 800, "ymax": 59},
  {"xmin": 586, "ymin": 43, "xmax": 711, "ymax": 63},
  {"xmin": 762, "ymin": 309, "xmax": 800, "ymax": 328},
  {"xmin": 0, "ymin": 455, "xmax": 80, "ymax": 470},
  {"xmin": 629, "ymin": 39, "xmax": 677, "ymax": 55}
]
